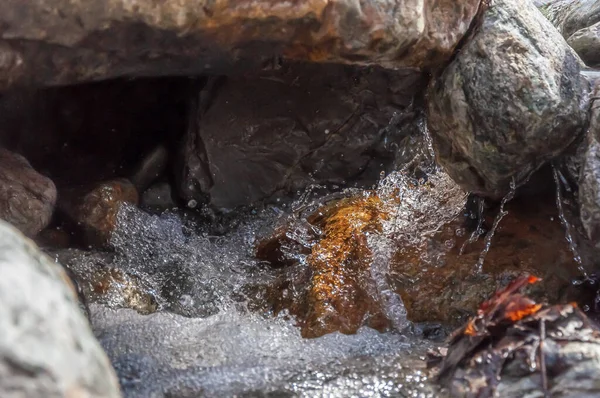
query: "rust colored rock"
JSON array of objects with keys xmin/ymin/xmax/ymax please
[
  {"xmin": 60, "ymin": 178, "xmax": 138, "ymax": 248},
  {"xmin": 0, "ymin": 148, "xmax": 56, "ymax": 236},
  {"xmin": 0, "ymin": 0, "xmax": 480, "ymax": 88},
  {"xmin": 428, "ymin": 0, "xmax": 588, "ymax": 199},
  {"xmin": 259, "ymin": 171, "xmax": 583, "ymax": 335}
]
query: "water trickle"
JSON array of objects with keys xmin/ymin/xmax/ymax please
[
  {"xmin": 552, "ymin": 165, "xmax": 590, "ymax": 282},
  {"xmin": 460, "ymin": 196, "xmax": 485, "ymax": 255},
  {"xmin": 475, "ymin": 178, "xmax": 516, "ymax": 273}
]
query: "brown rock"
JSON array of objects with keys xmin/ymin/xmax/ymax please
[
  {"xmin": 0, "ymin": 0, "xmax": 480, "ymax": 88},
  {"xmin": 60, "ymin": 178, "xmax": 138, "ymax": 248},
  {"xmin": 180, "ymin": 62, "xmax": 426, "ymax": 209},
  {"xmin": 0, "ymin": 148, "xmax": 56, "ymax": 236}
]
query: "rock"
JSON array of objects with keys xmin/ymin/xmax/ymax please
[
  {"xmin": 428, "ymin": 0, "xmax": 589, "ymax": 199},
  {"xmin": 0, "ymin": 219, "xmax": 121, "ymax": 397},
  {"xmin": 538, "ymin": 0, "xmax": 600, "ymax": 66},
  {"xmin": 579, "ymin": 86, "xmax": 600, "ymax": 242},
  {"xmin": 60, "ymin": 178, "xmax": 139, "ymax": 248},
  {"xmin": 259, "ymin": 169, "xmax": 586, "ymax": 335},
  {"xmin": 0, "ymin": 148, "xmax": 56, "ymax": 236},
  {"xmin": 0, "ymin": 0, "xmax": 480, "ymax": 88},
  {"xmin": 540, "ymin": 0, "xmax": 600, "ymax": 39},
  {"xmin": 180, "ymin": 62, "xmax": 426, "ymax": 209},
  {"xmin": 436, "ymin": 275, "xmax": 600, "ymax": 397},
  {"xmin": 568, "ymin": 21, "xmax": 600, "ymax": 66}
]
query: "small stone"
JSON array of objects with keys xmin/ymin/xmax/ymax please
[
  {"xmin": 0, "ymin": 148, "xmax": 56, "ymax": 236},
  {"xmin": 60, "ymin": 178, "xmax": 139, "ymax": 248},
  {"xmin": 0, "ymin": 220, "xmax": 121, "ymax": 397}
]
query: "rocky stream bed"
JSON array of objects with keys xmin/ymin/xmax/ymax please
[{"xmin": 3, "ymin": 0, "xmax": 600, "ymax": 397}]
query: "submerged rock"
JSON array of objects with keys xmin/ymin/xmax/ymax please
[
  {"xmin": 0, "ymin": 0, "xmax": 479, "ymax": 88},
  {"xmin": 0, "ymin": 148, "xmax": 56, "ymax": 236},
  {"xmin": 259, "ymin": 168, "xmax": 585, "ymax": 335},
  {"xmin": 428, "ymin": 0, "xmax": 588, "ymax": 199},
  {"xmin": 60, "ymin": 178, "xmax": 139, "ymax": 248},
  {"xmin": 0, "ymin": 220, "xmax": 121, "ymax": 397}
]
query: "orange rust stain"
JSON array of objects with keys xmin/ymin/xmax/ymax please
[{"xmin": 505, "ymin": 303, "xmax": 543, "ymax": 322}]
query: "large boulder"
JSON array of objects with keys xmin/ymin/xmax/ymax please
[
  {"xmin": 0, "ymin": 148, "xmax": 56, "ymax": 236},
  {"xmin": 0, "ymin": 220, "xmax": 121, "ymax": 397},
  {"xmin": 0, "ymin": 0, "xmax": 481, "ymax": 88},
  {"xmin": 427, "ymin": 0, "xmax": 589, "ymax": 198}
]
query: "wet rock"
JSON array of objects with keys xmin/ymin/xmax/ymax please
[
  {"xmin": 258, "ymin": 171, "xmax": 467, "ymax": 337},
  {"xmin": 0, "ymin": 220, "xmax": 121, "ymax": 397},
  {"xmin": 60, "ymin": 178, "xmax": 139, "ymax": 248},
  {"xmin": 53, "ymin": 249, "xmax": 159, "ymax": 315},
  {"xmin": 436, "ymin": 275, "xmax": 600, "ymax": 397},
  {"xmin": 428, "ymin": 0, "xmax": 589, "ymax": 199},
  {"xmin": 0, "ymin": 148, "xmax": 56, "ymax": 236},
  {"xmin": 0, "ymin": 0, "xmax": 480, "ymax": 88},
  {"xmin": 180, "ymin": 63, "xmax": 426, "ymax": 209},
  {"xmin": 579, "ymin": 86, "xmax": 600, "ymax": 242},
  {"xmin": 259, "ymin": 169, "xmax": 585, "ymax": 334}
]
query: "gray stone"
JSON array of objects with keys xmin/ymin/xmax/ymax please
[
  {"xmin": 569, "ymin": 21, "xmax": 600, "ymax": 67},
  {"xmin": 538, "ymin": 0, "xmax": 600, "ymax": 67},
  {"xmin": 0, "ymin": 148, "xmax": 56, "ymax": 236},
  {"xmin": 0, "ymin": 220, "xmax": 121, "ymax": 397},
  {"xmin": 427, "ymin": 0, "xmax": 589, "ymax": 198},
  {"xmin": 579, "ymin": 85, "xmax": 600, "ymax": 242},
  {"xmin": 540, "ymin": 0, "xmax": 600, "ymax": 38}
]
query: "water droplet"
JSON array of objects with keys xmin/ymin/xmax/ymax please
[{"xmin": 187, "ymin": 199, "xmax": 197, "ymax": 208}]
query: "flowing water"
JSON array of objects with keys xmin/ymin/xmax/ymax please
[
  {"xmin": 45, "ymin": 123, "xmax": 599, "ymax": 396},
  {"xmin": 52, "ymin": 168, "xmax": 461, "ymax": 397}
]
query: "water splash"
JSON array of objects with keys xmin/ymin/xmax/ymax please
[
  {"xmin": 475, "ymin": 179, "xmax": 516, "ymax": 273},
  {"xmin": 552, "ymin": 165, "xmax": 590, "ymax": 283}
]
